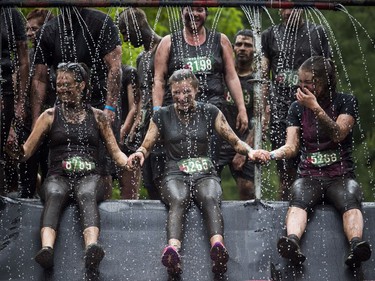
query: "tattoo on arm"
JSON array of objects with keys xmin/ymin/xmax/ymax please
[{"xmin": 313, "ymin": 108, "xmax": 341, "ymax": 141}]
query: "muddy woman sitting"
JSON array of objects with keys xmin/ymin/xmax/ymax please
[
  {"xmin": 127, "ymin": 69, "xmax": 268, "ymax": 277},
  {"xmin": 7, "ymin": 62, "xmax": 129, "ymax": 271}
]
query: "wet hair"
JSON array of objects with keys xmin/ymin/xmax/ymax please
[
  {"xmin": 299, "ymin": 56, "xmax": 337, "ymax": 93},
  {"xmin": 26, "ymin": 8, "xmax": 54, "ymax": 25},
  {"xmin": 57, "ymin": 62, "xmax": 91, "ymax": 103},
  {"xmin": 234, "ymin": 29, "xmax": 254, "ymax": 41},
  {"xmin": 118, "ymin": 8, "xmax": 149, "ymax": 33},
  {"xmin": 168, "ymin": 69, "xmax": 199, "ymax": 89}
]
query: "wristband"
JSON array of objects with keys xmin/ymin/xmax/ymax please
[
  {"xmin": 240, "ymin": 140, "xmax": 253, "ymax": 155},
  {"xmin": 136, "ymin": 148, "xmax": 146, "ymax": 158},
  {"xmin": 153, "ymin": 106, "xmax": 161, "ymax": 112},
  {"xmin": 104, "ymin": 105, "xmax": 116, "ymax": 112},
  {"xmin": 270, "ymin": 151, "xmax": 276, "ymax": 160}
]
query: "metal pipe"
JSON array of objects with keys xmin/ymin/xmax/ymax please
[
  {"xmin": 252, "ymin": 19, "xmax": 264, "ymax": 199},
  {"xmin": 0, "ymin": 0, "xmax": 375, "ymax": 8}
]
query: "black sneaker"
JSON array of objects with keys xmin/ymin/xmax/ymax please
[
  {"xmin": 345, "ymin": 240, "xmax": 372, "ymax": 268},
  {"xmin": 161, "ymin": 246, "xmax": 182, "ymax": 275},
  {"xmin": 210, "ymin": 242, "xmax": 229, "ymax": 274},
  {"xmin": 85, "ymin": 243, "xmax": 105, "ymax": 270},
  {"xmin": 277, "ymin": 236, "xmax": 306, "ymax": 266},
  {"xmin": 35, "ymin": 246, "xmax": 54, "ymax": 269}
]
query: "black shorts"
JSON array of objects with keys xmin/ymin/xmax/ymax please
[
  {"xmin": 290, "ymin": 176, "xmax": 363, "ymax": 214},
  {"xmin": 217, "ymin": 155, "xmax": 254, "ymax": 181}
]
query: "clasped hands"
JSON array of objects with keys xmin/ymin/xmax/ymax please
[
  {"xmin": 248, "ymin": 149, "xmax": 273, "ymax": 164},
  {"xmin": 124, "ymin": 151, "xmax": 145, "ymax": 171}
]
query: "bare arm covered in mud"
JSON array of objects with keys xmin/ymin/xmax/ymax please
[
  {"xmin": 14, "ymin": 40, "xmax": 30, "ymax": 122},
  {"xmin": 7, "ymin": 108, "xmax": 54, "ymax": 161},
  {"xmin": 214, "ymin": 111, "xmax": 268, "ymax": 162},
  {"xmin": 103, "ymin": 46, "xmax": 122, "ymax": 123},
  {"xmin": 296, "ymin": 87, "xmax": 355, "ymax": 142},
  {"xmin": 31, "ymin": 64, "xmax": 49, "ymax": 127},
  {"xmin": 127, "ymin": 120, "xmax": 160, "ymax": 169},
  {"xmin": 93, "ymin": 108, "xmax": 128, "ymax": 168},
  {"xmin": 231, "ymin": 128, "xmax": 254, "ymax": 171},
  {"xmin": 220, "ymin": 33, "xmax": 248, "ymax": 134},
  {"xmin": 152, "ymin": 35, "xmax": 171, "ymax": 108},
  {"xmin": 120, "ymin": 83, "xmax": 139, "ymax": 144},
  {"xmin": 269, "ymin": 126, "xmax": 300, "ymax": 160}
]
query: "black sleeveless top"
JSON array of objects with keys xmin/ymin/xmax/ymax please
[
  {"xmin": 166, "ymin": 29, "xmax": 224, "ymax": 107},
  {"xmin": 153, "ymin": 102, "xmax": 219, "ymax": 175},
  {"xmin": 47, "ymin": 105, "xmax": 101, "ymax": 176}
]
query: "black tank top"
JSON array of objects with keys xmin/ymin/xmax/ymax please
[
  {"xmin": 48, "ymin": 105, "xmax": 101, "ymax": 176},
  {"xmin": 167, "ymin": 29, "xmax": 224, "ymax": 107}
]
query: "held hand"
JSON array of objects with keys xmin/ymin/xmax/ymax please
[
  {"xmin": 119, "ymin": 153, "xmax": 130, "ymax": 170},
  {"xmin": 249, "ymin": 149, "xmax": 270, "ymax": 163},
  {"xmin": 127, "ymin": 152, "xmax": 144, "ymax": 170},
  {"xmin": 296, "ymin": 87, "xmax": 318, "ymax": 110},
  {"xmin": 236, "ymin": 110, "xmax": 249, "ymax": 135}
]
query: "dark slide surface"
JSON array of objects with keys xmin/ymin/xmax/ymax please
[{"xmin": 0, "ymin": 197, "xmax": 374, "ymax": 281}]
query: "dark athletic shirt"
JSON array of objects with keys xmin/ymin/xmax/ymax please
[
  {"xmin": 166, "ymin": 29, "xmax": 224, "ymax": 107},
  {"xmin": 223, "ymin": 73, "xmax": 254, "ymax": 133},
  {"xmin": 219, "ymin": 73, "xmax": 254, "ymax": 163},
  {"xmin": 262, "ymin": 21, "xmax": 331, "ymax": 120},
  {"xmin": 34, "ymin": 8, "xmax": 121, "ymax": 107},
  {"xmin": 120, "ymin": 64, "xmax": 138, "ymax": 123},
  {"xmin": 47, "ymin": 105, "xmax": 101, "ymax": 176},
  {"xmin": 1, "ymin": 8, "xmax": 26, "ymax": 95},
  {"xmin": 287, "ymin": 92, "xmax": 358, "ymax": 178},
  {"xmin": 153, "ymin": 102, "xmax": 219, "ymax": 175}
]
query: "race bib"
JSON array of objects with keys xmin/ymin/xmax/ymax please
[
  {"xmin": 225, "ymin": 90, "xmax": 251, "ymax": 106},
  {"xmin": 178, "ymin": 157, "xmax": 214, "ymax": 174},
  {"xmin": 184, "ymin": 56, "xmax": 213, "ymax": 73},
  {"xmin": 275, "ymin": 70, "xmax": 298, "ymax": 87},
  {"xmin": 62, "ymin": 156, "xmax": 96, "ymax": 174},
  {"xmin": 305, "ymin": 150, "xmax": 341, "ymax": 167}
]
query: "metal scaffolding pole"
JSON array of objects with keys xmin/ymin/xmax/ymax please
[{"xmin": 0, "ymin": 0, "xmax": 375, "ymax": 8}]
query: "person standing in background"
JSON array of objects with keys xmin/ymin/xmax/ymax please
[
  {"xmin": 0, "ymin": 8, "xmax": 29, "ymax": 196},
  {"xmin": 218, "ymin": 29, "xmax": 256, "ymax": 200},
  {"xmin": 118, "ymin": 64, "xmax": 141, "ymax": 199},
  {"xmin": 16, "ymin": 8, "xmax": 55, "ymax": 198},
  {"xmin": 118, "ymin": 7, "xmax": 163, "ymax": 200}
]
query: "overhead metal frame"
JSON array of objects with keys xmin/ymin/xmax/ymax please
[{"xmin": 0, "ymin": 0, "xmax": 374, "ymax": 9}]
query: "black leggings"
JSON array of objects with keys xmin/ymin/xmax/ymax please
[
  {"xmin": 290, "ymin": 176, "xmax": 363, "ymax": 214},
  {"xmin": 160, "ymin": 175, "xmax": 223, "ymax": 241},
  {"xmin": 39, "ymin": 174, "xmax": 106, "ymax": 230}
]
